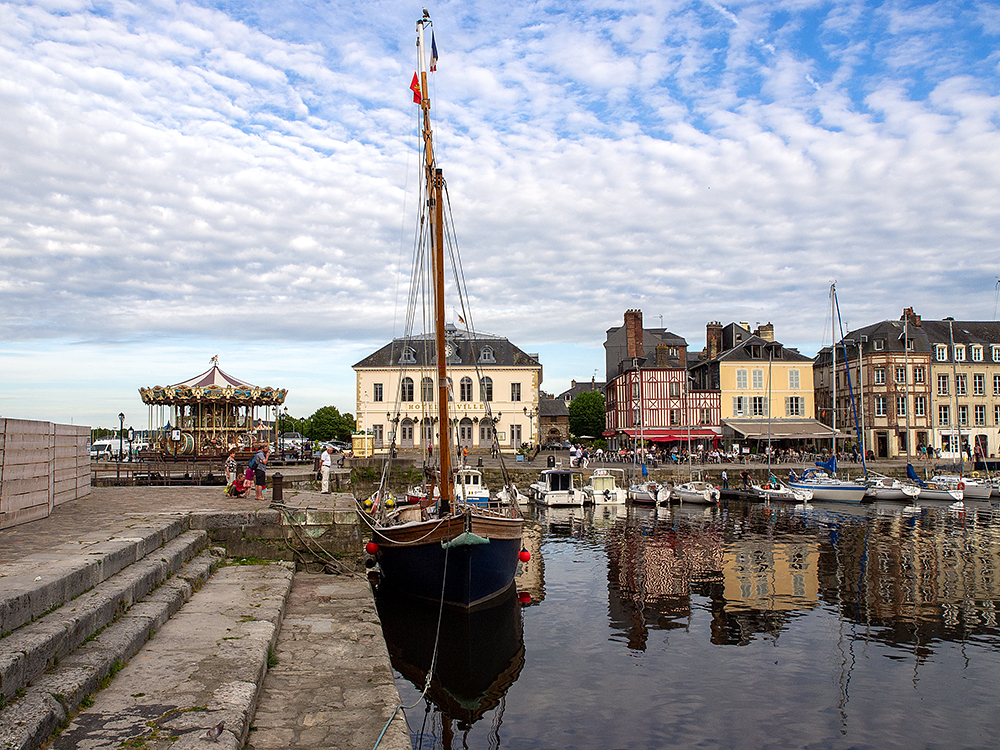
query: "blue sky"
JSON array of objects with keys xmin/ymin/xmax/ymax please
[{"xmin": 1, "ymin": 0, "xmax": 999, "ymax": 429}]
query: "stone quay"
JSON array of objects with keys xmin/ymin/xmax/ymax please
[{"xmin": 0, "ymin": 484, "xmax": 411, "ymax": 750}]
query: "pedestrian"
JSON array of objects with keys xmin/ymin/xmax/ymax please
[
  {"xmin": 320, "ymin": 445, "xmax": 334, "ymax": 493},
  {"xmin": 251, "ymin": 445, "xmax": 269, "ymax": 502},
  {"xmin": 224, "ymin": 448, "xmax": 237, "ymax": 485},
  {"xmin": 462, "ymin": 445, "xmax": 468, "ymax": 465},
  {"xmin": 721, "ymin": 470, "xmax": 729, "ymax": 489}
]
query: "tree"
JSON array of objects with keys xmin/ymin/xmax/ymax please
[
  {"xmin": 305, "ymin": 406, "xmax": 356, "ymax": 442},
  {"xmin": 568, "ymin": 391, "xmax": 605, "ymax": 439}
]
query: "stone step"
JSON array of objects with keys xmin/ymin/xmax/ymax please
[
  {"xmin": 0, "ymin": 529, "xmax": 210, "ymax": 705},
  {"xmin": 0, "ymin": 517, "xmax": 189, "ymax": 637},
  {"xmin": 49, "ymin": 561, "xmax": 294, "ymax": 750},
  {"xmin": 0, "ymin": 546, "xmax": 224, "ymax": 750}
]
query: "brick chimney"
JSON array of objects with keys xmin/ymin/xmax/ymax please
[
  {"xmin": 678, "ymin": 345, "xmax": 687, "ymax": 369},
  {"xmin": 655, "ymin": 343, "xmax": 669, "ymax": 367},
  {"xmin": 706, "ymin": 321, "xmax": 722, "ymax": 359},
  {"xmin": 901, "ymin": 307, "xmax": 922, "ymax": 327},
  {"xmin": 756, "ymin": 322, "xmax": 775, "ymax": 342},
  {"xmin": 625, "ymin": 309, "xmax": 643, "ymax": 359}
]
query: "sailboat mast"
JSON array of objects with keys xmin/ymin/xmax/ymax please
[
  {"xmin": 948, "ymin": 318, "xmax": 963, "ymax": 475},
  {"xmin": 904, "ymin": 315, "xmax": 911, "ymax": 465},
  {"xmin": 831, "ymin": 284, "xmax": 837, "ymax": 461},
  {"xmin": 417, "ymin": 16, "xmax": 452, "ymax": 510}
]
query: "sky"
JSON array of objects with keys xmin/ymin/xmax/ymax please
[{"xmin": 2, "ymin": 0, "xmax": 999, "ymax": 430}]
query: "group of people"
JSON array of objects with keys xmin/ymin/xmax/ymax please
[{"xmin": 224, "ymin": 445, "xmax": 270, "ymax": 501}]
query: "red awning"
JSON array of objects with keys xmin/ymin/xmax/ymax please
[{"xmin": 616, "ymin": 428, "xmax": 720, "ymax": 440}]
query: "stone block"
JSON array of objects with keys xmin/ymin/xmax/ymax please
[
  {"xmin": 0, "ymin": 690, "xmax": 66, "ymax": 750},
  {"xmin": 0, "ymin": 650, "xmax": 26, "ymax": 703}
]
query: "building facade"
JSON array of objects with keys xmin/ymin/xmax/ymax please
[
  {"xmin": 352, "ymin": 325, "xmax": 543, "ymax": 455},
  {"xmin": 604, "ymin": 310, "xmax": 721, "ymax": 448}
]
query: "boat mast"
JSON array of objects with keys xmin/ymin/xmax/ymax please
[
  {"xmin": 416, "ymin": 15, "xmax": 452, "ymax": 512},
  {"xmin": 948, "ymin": 318, "xmax": 963, "ymax": 475},
  {"xmin": 831, "ymin": 283, "xmax": 837, "ymax": 465},
  {"xmin": 903, "ymin": 315, "xmax": 911, "ymax": 466}
]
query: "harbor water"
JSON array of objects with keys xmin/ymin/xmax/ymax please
[{"xmin": 378, "ymin": 500, "xmax": 1000, "ymax": 749}]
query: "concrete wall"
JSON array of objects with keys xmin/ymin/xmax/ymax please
[{"xmin": 0, "ymin": 418, "xmax": 91, "ymax": 530}]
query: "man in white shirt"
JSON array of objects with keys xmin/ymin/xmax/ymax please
[{"xmin": 320, "ymin": 445, "xmax": 334, "ymax": 493}]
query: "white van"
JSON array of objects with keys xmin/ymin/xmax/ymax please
[{"xmin": 89, "ymin": 439, "xmax": 124, "ymax": 461}]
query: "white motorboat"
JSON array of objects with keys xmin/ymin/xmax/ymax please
[
  {"xmin": 454, "ymin": 467, "xmax": 491, "ymax": 506},
  {"xmin": 863, "ymin": 472, "xmax": 921, "ymax": 502},
  {"xmin": 582, "ymin": 468, "xmax": 627, "ymax": 505},
  {"xmin": 671, "ymin": 480, "xmax": 721, "ymax": 504},
  {"xmin": 930, "ymin": 474, "xmax": 993, "ymax": 501},
  {"xmin": 750, "ymin": 480, "xmax": 812, "ymax": 503},
  {"xmin": 628, "ymin": 480, "xmax": 669, "ymax": 505},
  {"xmin": 529, "ymin": 469, "xmax": 585, "ymax": 507}
]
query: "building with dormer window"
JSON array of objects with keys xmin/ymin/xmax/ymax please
[{"xmin": 352, "ymin": 324, "xmax": 542, "ymax": 454}]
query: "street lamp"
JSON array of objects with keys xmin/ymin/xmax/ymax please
[
  {"xmin": 764, "ymin": 342, "xmax": 780, "ymax": 472},
  {"xmin": 281, "ymin": 406, "xmax": 288, "ymax": 460},
  {"xmin": 523, "ymin": 406, "xmax": 539, "ymax": 449},
  {"xmin": 117, "ymin": 412, "xmax": 125, "ymax": 479}
]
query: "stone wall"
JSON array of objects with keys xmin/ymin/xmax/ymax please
[{"xmin": 0, "ymin": 418, "xmax": 91, "ymax": 530}]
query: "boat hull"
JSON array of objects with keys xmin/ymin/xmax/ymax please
[
  {"xmin": 372, "ymin": 514, "xmax": 524, "ymax": 609},
  {"xmin": 788, "ymin": 481, "xmax": 868, "ymax": 504}
]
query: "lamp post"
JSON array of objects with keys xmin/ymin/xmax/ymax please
[
  {"xmin": 523, "ymin": 406, "xmax": 539, "ymax": 450},
  {"xmin": 117, "ymin": 412, "xmax": 125, "ymax": 479},
  {"xmin": 281, "ymin": 406, "xmax": 288, "ymax": 461}
]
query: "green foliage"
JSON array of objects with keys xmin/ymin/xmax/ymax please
[
  {"xmin": 304, "ymin": 406, "xmax": 356, "ymax": 442},
  {"xmin": 568, "ymin": 391, "xmax": 606, "ymax": 439}
]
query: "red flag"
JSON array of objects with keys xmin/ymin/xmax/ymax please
[{"xmin": 409, "ymin": 72, "xmax": 422, "ymax": 104}]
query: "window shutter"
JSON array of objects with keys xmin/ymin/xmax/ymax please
[{"xmin": 785, "ymin": 396, "xmax": 790, "ymax": 416}]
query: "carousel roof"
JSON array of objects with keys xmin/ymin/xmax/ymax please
[{"xmin": 139, "ymin": 361, "xmax": 287, "ymax": 406}]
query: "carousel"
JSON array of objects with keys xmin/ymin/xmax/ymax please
[{"xmin": 139, "ymin": 358, "xmax": 287, "ymax": 458}]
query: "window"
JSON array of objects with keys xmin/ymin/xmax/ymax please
[
  {"xmin": 401, "ymin": 421, "xmax": 414, "ymax": 442},
  {"xmin": 996, "ymin": 405, "xmax": 1000, "ymax": 427},
  {"xmin": 974, "ymin": 373, "xmax": 985, "ymax": 396},
  {"xmin": 993, "ymin": 345, "xmax": 1000, "ymax": 362},
  {"xmin": 421, "ymin": 377, "xmax": 434, "ymax": 402},
  {"xmin": 401, "ymin": 377, "xmax": 414, "ymax": 402},
  {"xmin": 751, "ymin": 396, "xmax": 767, "ymax": 417},
  {"xmin": 733, "ymin": 396, "xmax": 747, "ymax": 416},
  {"xmin": 460, "ymin": 377, "xmax": 473, "ymax": 401},
  {"xmin": 975, "ymin": 405, "xmax": 986, "ymax": 427},
  {"xmin": 955, "ymin": 345, "xmax": 966, "ymax": 362},
  {"xmin": 938, "ymin": 374, "xmax": 949, "ymax": 396},
  {"xmin": 699, "ymin": 408, "xmax": 711, "ymax": 424},
  {"xmin": 632, "ymin": 381, "xmax": 640, "ymax": 398},
  {"xmin": 669, "ymin": 409, "xmax": 681, "ymax": 426},
  {"xmin": 939, "ymin": 405, "xmax": 950, "ymax": 426},
  {"xmin": 480, "ymin": 377, "xmax": 493, "ymax": 402},
  {"xmin": 736, "ymin": 369, "xmax": 748, "ymax": 389},
  {"xmin": 896, "ymin": 396, "xmax": 906, "ymax": 416},
  {"xmin": 956, "ymin": 374, "xmax": 967, "ymax": 396},
  {"xmin": 895, "ymin": 366, "xmax": 906, "ymax": 383},
  {"xmin": 914, "ymin": 396, "xmax": 926, "ymax": 417},
  {"xmin": 936, "ymin": 345, "xmax": 948, "ymax": 361},
  {"xmin": 373, "ymin": 383, "xmax": 383, "ymax": 402},
  {"xmin": 669, "ymin": 381, "xmax": 680, "ymax": 397},
  {"xmin": 995, "ymin": 374, "xmax": 1000, "ymax": 396},
  {"xmin": 972, "ymin": 345, "xmax": 983, "ymax": 362},
  {"xmin": 511, "ymin": 382, "xmax": 521, "ymax": 401},
  {"xmin": 479, "ymin": 346, "xmax": 495, "ymax": 363},
  {"xmin": 752, "ymin": 369, "xmax": 764, "ymax": 389},
  {"xmin": 748, "ymin": 345, "xmax": 762, "ymax": 359},
  {"xmin": 914, "ymin": 367, "xmax": 925, "ymax": 384},
  {"xmin": 786, "ymin": 396, "xmax": 805, "ymax": 416},
  {"xmin": 373, "ymin": 424, "xmax": 384, "ymax": 447},
  {"xmin": 959, "ymin": 405, "xmax": 969, "ymax": 426},
  {"xmin": 480, "ymin": 419, "xmax": 493, "ymax": 442},
  {"xmin": 874, "ymin": 339, "xmax": 884, "ymax": 350},
  {"xmin": 401, "ymin": 347, "xmax": 416, "ymax": 364},
  {"xmin": 875, "ymin": 396, "xmax": 886, "ymax": 417},
  {"xmin": 875, "ymin": 368, "xmax": 886, "ymax": 385},
  {"xmin": 788, "ymin": 369, "xmax": 800, "ymax": 389}
]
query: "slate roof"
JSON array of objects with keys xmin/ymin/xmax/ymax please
[
  {"xmin": 815, "ymin": 318, "xmax": 1000, "ymax": 366},
  {"xmin": 539, "ymin": 398, "xmax": 569, "ymax": 417},
  {"xmin": 353, "ymin": 324, "xmax": 541, "ymax": 369}
]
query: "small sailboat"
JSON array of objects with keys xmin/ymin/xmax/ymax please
[
  {"xmin": 359, "ymin": 13, "xmax": 524, "ymax": 610},
  {"xmin": 671, "ymin": 480, "xmax": 721, "ymax": 504}
]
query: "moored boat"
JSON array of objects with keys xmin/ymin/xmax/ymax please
[
  {"xmin": 671, "ymin": 480, "xmax": 721, "ymax": 504},
  {"xmin": 582, "ymin": 468, "xmax": 627, "ymax": 505},
  {"xmin": 628, "ymin": 480, "xmax": 669, "ymax": 505},
  {"xmin": 529, "ymin": 469, "xmax": 586, "ymax": 506}
]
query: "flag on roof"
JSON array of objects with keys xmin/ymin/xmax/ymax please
[
  {"xmin": 430, "ymin": 32, "xmax": 439, "ymax": 72},
  {"xmin": 410, "ymin": 72, "xmax": 422, "ymax": 104}
]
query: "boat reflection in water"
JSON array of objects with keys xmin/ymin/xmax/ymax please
[{"xmin": 375, "ymin": 583, "xmax": 525, "ymax": 747}]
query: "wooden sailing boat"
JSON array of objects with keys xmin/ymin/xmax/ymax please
[{"xmin": 359, "ymin": 13, "xmax": 524, "ymax": 609}]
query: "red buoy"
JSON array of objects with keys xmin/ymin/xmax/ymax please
[
  {"xmin": 518, "ymin": 591, "xmax": 531, "ymax": 605},
  {"xmin": 365, "ymin": 541, "xmax": 379, "ymax": 555},
  {"xmin": 518, "ymin": 548, "xmax": 531, "ymax": 562}
]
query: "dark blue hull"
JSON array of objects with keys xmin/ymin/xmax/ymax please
[{"xmin": 376, "ymin": 536, "xmax": 521, "ymax": 609}]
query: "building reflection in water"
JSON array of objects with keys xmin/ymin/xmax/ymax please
[{"xmin": 606, "ymin": 502, "xmax": 1000, "ymax": 654}]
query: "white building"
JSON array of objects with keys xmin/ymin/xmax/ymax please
[{"xmin": 353, "ymin": 324, "xmax": 543, "ymax": 454}]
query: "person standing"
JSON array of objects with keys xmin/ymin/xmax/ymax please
[
  {"xmin": 320, "ymin": 445, "xmax": 334, "ymax": 493},
  {"xmin": 252, "ymin": 445, "xmax": 269, "ymax": 502},
  {"xmin": 721, "ymin": 469, "xmax": 729, "ymax": 489},
  {"xmin": 224, "ymin": 448, "xmax": 237, "ymax": 485}
]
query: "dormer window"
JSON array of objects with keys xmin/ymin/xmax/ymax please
[
  {"xmin": 873, "ymin": 339, "xmax": 884, "ymax": 351},
  {"xmin": 479, "ymin": 346, "xmax": 496, "ymax": 363},
  {"xmin": 972, "ymin": 345, "xmax": 983, "ymax": 362},
  {"xmin": 400, "ymin": 347, "xmax": 416, "ymax": 364},
  {"xmin": 955, "ymin": 344, "xmax": 966, "ymax": 362},
  {"xmin": 748, "ymin": 345, "xmax": 762, "ymax": 359},
  {"xmin": 936, "ymin": 345, "xmax": 948, "ymax": 361}
]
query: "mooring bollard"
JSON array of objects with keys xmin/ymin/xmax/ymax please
[{"xmin": 272, "ymin": 472, "xmax": 283, "ymax": 506}]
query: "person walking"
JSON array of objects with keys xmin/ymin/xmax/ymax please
[
  {"xmin": 251, "ymin": 445, "xmax": 270, "ymax": 502},
  {"xmin": 320, "ymin": 445, "xmax": 334, "ymax": 493}
]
